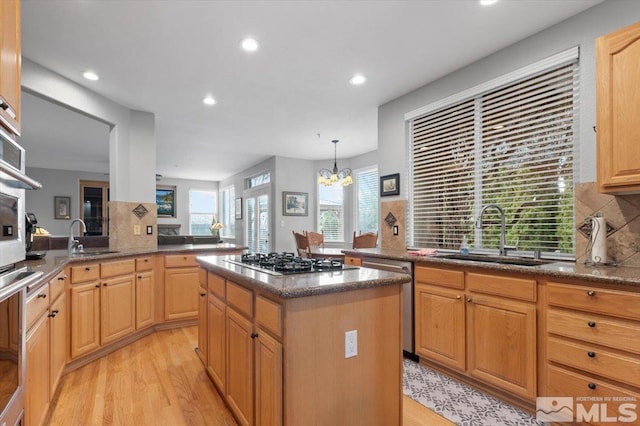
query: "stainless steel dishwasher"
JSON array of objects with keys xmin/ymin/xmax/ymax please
[{"xmin": 361, "ymin": 256, "xmax": 417, "ymax": 360}]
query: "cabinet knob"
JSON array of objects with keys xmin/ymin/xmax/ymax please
[
  {"xmin": 37, "ymin": 293, "xmax": 47, "ymax": 299},
  {"xmin": 456, "ymin": 295, "xmax": 461, "ymax": 300},
  {"xmin": 48, "ymin": 312, "xmax": 56, "ymax": 318},
  {"xmin": 587, "ymin": 351, "xmax": 596, "ymax": 358},
  {"xmin": 587, "ymin": 290, "xmax": 596, "ymax": 296},
  {"xmin": 588, "ymin": 382, "xmax": 597, "ymax": 390},
  {"xmin": 250, "ymin": 332, "xmax": 259, "ymax": 339},
  {"xmin": 587, "ymin": 321, "xmax": 596, "ymax": 328},
  {"xmin": 144, "ymin": 259, "xmax": 149, "ymax": 262},
  {"xmin": 466, "ymin": 298, "xmax": 473, "ymax": 303},
  {"xmin": 95, "ymin": 284, "xmax": 100, "ymax": 288},
  {"xmin": 138, "ymin": 275, "xmax": 143, "ymax": 279},
  {"xmin": 200, "ymin": 292, "xmax": 206, "ymax": 297},
  {"xmin": 85, "ymin": 267, "xmax": 91, "ymax": 271}
]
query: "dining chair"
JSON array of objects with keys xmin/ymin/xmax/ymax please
[
  {"xmin": 304, "ymin": 230, "xmax": 325, "ymax": 249},
  {"xmin": 293, "ymin": 231, "xmax": 310, "ymax": 258},
  {"xmin": 352, "ymin": 231, "xmax": 378, "ymax": 249}
]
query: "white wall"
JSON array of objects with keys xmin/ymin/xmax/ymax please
[
  {"xmin": 377, "ymin": 0, "xmax": 640, "ymax": 196},
  {"xmin": 25, "ymin": 167, "xmax": 108, "ymax": 236}
]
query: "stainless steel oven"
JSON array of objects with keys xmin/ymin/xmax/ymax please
[{"xmin": 0, "ymin": 126, "xmax": 41, "ymax": 270}]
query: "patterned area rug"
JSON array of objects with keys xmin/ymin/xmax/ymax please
[{"xmin": 403, "ymin": 359, "xmax": 547, "ymax": 426}]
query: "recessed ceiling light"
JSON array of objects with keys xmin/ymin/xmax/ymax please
[
  {"xmin": 241, "ymin": 38, "xmax": 259, "ymax": 52},
  {"xmin": 203, "ymin": 95, "xmax": 216, "ymax": 106},
  {"xmin": 349, "ymin": 74, "xmax": 367, "ymax": 86},
  {"xmin": 82, "ymin": 71, "xmax": 99, "ymax": 81},
  {"xmin": 480, "ymin": 0, "xmax": 499, "ymax": 5}
]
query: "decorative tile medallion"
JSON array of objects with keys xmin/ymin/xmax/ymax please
[
  {"xmin": 384, "ymin": 212, "xmax": 397, "ymax": 228},
  {"xmin": 577, "ymin": 217, "xmax": 616, "ymax": 239},
  {"xmin": 132, "ymin": 203, "xmax": 150, "ymax": 219}
]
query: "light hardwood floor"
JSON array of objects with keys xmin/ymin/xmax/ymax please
[{"xmin": 46, "ymin": 326, "xmax": 452, "ymax": 425}]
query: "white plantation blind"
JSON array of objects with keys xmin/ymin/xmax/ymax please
[
  {"xmin": 410, "ymin": 56, "xmax": 578, "ymax": 254},
  {"xmin": 318, "ymin": 183, "xmax": 344, "ymax": 242},
  {"xmin": 356, "ymin": 167, "xmax": 379, "ymax": 234}
]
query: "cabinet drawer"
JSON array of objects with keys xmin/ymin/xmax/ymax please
[
  {"xmin": 467, "ymin": 272, "xmax": 536, "ymax": 302},
  {"xmin": 548, "ymin": 282, "xmax": 640, "ymax": 321},
  {"xmin": 101, "ymin": 259, "xmax": 135, "ymax": 278},
  {"xmin": 546, "ymin": 365, "xmax": 640, "ymax": 420},
  {"xmin": 165, "ymin": 254, "xmax": 198, "ymax": 268},
  {"xmin": 547, "ymin": 308, "xmax": 640, "ymax": 354},
  {"xmin": 27, "ymin": 285, "xmax": 50, "ymax": 331},
  {"xmin": 415, "ymin": 266, "xmax": 463, "ymax": 289},
  {"xmin": 548, "ymin": 337, "xmax": 640, "ymax": 389},
  {"xmin": 136, "ymin": 256, "xmax": 154, "ymax": 271},
  {"xmin": 344, "ymin": 256, "xmax": 362, "ymax": 266},
  {"xmin": 49, "ymin": 272, "xmax": 67, "ymax": 302},
  {"xmin": 256, "ymin": 296, "xmax": 282, "ymax": 338},
  {"xmin": 208, "ymin": 272, "xmax": 225, "ymax": 300},
  {"xmin": 226, "ymin": 281, "xmax": 253, "ymax": 318},
  {"xmin": 70, "ymin": 263, "xmax": 100, "ymax": 283}
]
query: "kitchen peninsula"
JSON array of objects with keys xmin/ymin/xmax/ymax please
[{"xmin": 196, "ymin": 254, "xmax": 412, "ymax": 426}]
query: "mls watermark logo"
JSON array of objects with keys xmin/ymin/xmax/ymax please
[
  {"xmin": 536, "ymin": 397, "xmax": 574, "ymax": 422},
  {"xmin": 537, "ymin": 396, "xmax": 638, "ymax": 423}
]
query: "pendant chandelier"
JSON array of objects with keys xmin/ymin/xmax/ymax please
[{"xmin": 318, "ymin": 139, "xmax": 353, "ymax": 187}]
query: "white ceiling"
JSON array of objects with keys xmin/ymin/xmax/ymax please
[{"xmin": 20, "ymin": 0, "xmax": 602, "ymax": 181}]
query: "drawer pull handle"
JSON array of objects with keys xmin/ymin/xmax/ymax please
[
  {"xmin": 466, "ymin": 298, "xmax": 473, "ymax": 303},
  {"xmin": 85, "ymin": 267, "xmax": 91, "ymax": 271},
  {"xmin": 250, "ymin": 332, "xmax": 259, "ymax": 339},
  {"xmin": 588, "ymin": 382, "xmax": 597, "ymax": 390},
  {"xmin": 58, "ymin": 276, "xmax": 65, "ymax": 281},
  {"xmin": 48, "ymin": 312, "xmax": 56, "ymax": 318},
  {"xmin": 200, "ymin": 292, "xmax": 206, "ymax": 297},
  {"xmin": 587, "ymin": 290, "xmax": 596, "ymax": 296},
  {"xmin": 588, "ymin": 321, "xmax": 596, "ymax": 328},
  {"xmin": 95, "ymin": 284, "xmax": 100, "ymax": 288},
  {"xmin": 37, "ymin": 294, "xmax": 47, "ymax": 299},
  {"xmin": 587, "ymin": 351, "xmax": 596, "ymax": 358}
]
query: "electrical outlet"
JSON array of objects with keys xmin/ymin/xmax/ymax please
[
  {"xmin": 134, "ymin": 225, "xmax": 141, "ymax": 235},
  {"xmin": 146, "ymin": 225, "xmax": 153, "ymax": 235},
  {"xmin": 345, "ymin": 330, "xmax": 357, "ymax": 358}
]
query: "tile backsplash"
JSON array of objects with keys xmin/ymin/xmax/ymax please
[
  {"xmin": 108, "ymin": 201, "xmax": 158, "ymax": 251},
  {"xmin": 575, "ymin": 182, "xmax": 640, "ymax": 267}
]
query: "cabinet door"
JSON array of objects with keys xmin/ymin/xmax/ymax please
[
  {"xmin": 255, "ymin": 329, "xmax": 282, "ymax": 426},
  {"xmin": 70, "ymin": 281, "xmax": 100, "ymax": 358},
  {"xmin": 226, "ymin": 308, "xmax": 254, "ymax": 426},
  {"xmin": 136, "ymin": 270, "xmax": 154, "ymax": 329},
  {"xmin": 0, "ymin": 0, "xmax": 21, "ymax": 134},
  {"xmin": 197, "ymin": 285, "xmax": 207, "ymax": 364},
  {"xmin": 79, "ymin": 180, "xmax": 109, "ymax": 236},
  {"xmin": 49, "ymin": 293, "xmax": 67, "ymax": 396},
  {"xmin": 101, "ymin": 275, "xmax": 135, "ymax": 345},
  {"xmin": 596, "ymin": 21, "xmax": 640, "ymax": 194},
  {"xmin": 466, "ymin": 294, "xmax": 536, "ymax": 400},
  {"xmin": 164, "ymin": 267, "xmax": 199, "ymax": 320},
  {"xmin": 26, "ymin": 314, "xmax": 50, "ymax": 426},
  {"xmin": 208, "ymin": 293, "xmax": 226, "ymax": 394},
  {"xmin": 415, "ymin": 283, "xmax": 465, "ymax": 371}
]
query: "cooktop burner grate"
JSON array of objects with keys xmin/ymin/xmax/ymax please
[{"xmin": 230, "ymin": 252, "xmax": 354, "ymax": 275}]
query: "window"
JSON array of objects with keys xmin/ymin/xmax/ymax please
[
  {"xmin": 355, "ymin": 167, "xmax": 379, "ymax": 234},
  {"xmin": 189, "ymin": 189, "xmax": 217, "ymax": 235},
  {"xmin": 318, "ymin": 184, "xmax": 344, "ymax": 242},
  {"xmin": 247, "ymin": 172, "xmax": 270, "ymax": 188},
  {"xmin": 409, "ymin": 50, "xmax": 577, "ymax": 255},
  {"xmin": 220, "ymin": 186, "xmax": 235, "ymax": 237}
]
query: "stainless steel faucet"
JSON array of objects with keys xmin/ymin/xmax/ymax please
[
  {"xmin": 68, "ymin": 218, "xmax": 87, "ymax": 254},
  {"xmin": 475, "ymin": 204, "xmax": 507, "ymax": 256}
]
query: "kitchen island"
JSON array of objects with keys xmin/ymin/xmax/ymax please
[{"xmin": 196, "ymin": 254, "xmax": 412, "ymax": 426}]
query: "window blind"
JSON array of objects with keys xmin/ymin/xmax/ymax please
[
  {"xmin": 318, "ymin": 184, "xmax": 344, "ymax": 242},
  {"xmin": 410, "ymin": 58, "xmax": 577, "ymax": 254},
  {"xmin": 356, "ymin": 167, "xmax": 379, "ymax": 234}
]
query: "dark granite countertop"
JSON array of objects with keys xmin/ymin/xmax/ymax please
[
  {"xmin": 196, "ymin": 254, "xmax": 411, "ymax": 299},
  {"xmin": 342, "ymin": 248, "xmax": 640, "ymax": 288},
  {"xmin": 18, "ymin": 243, "xmax": 247, "ymax": 292}
]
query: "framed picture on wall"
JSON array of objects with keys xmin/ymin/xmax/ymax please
[
  {"xmin": 156, "ymin": 185, "xmax": 177, "ymax": 218},
  {"xmin": 54, "ymin": 196, "xmax": 71, "ymax": 220},
  {"xmin": 283, "ymin": 192, "xmax": 308, "ymax": 216},
  {"xmin": 235, "ymin": 197, "xmax": 243, "ymax": 220},
  {"xmin": 380, "ymin": 173, "xmax": 400, "ymax": 197}
]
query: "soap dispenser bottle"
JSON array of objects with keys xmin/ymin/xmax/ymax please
[{"xmin": 460, "ymin": 235, "xmax": 469, "ymax": 255}]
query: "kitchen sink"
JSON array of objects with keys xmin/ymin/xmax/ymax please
[
  {"xmin": 71, "ymin": 250, "xmax": 119, "ymax": 257},
  {"xmin": 436, "ymin": 253, "xmax": 552, "ymax": 267}
]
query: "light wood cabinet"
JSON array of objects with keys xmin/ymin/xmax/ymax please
[
  {"xmin": 197, "ymin": 283, "xmax": 207, "ymax": 364},
  {"xmin": 135, "ymin": 270, "xmax": 154, "ymax": 329},
  {"xmin": 26, "ymin": 313, "xmax": 49, "ymax": 426},
  {"xmin": 100, "ymin": 274, "xmax": 135, "ymax": 344},
  {"xmin": 226, "ymin": 307, "xmax": 255, "ymax": 426},
  {"xmin": 49, "ymin": 292, "xmax": 67, "ymax": 395},
  {"xmin": 207, "ymin": 291, "xmax": 226, "ymax": 393},
  {"xmin": 414, "ymin": 265, "xmax": 537, "ymax": 401},
  {"xmin": 164, "ymin": 266, "xmax": 200, "ymax": 320},
  {"xmin": 255, "ymin": 328, "xmax": 282, "ymax": 426},
  {"xmin": 596, "ymin": 21, "xmax": 640, "ymax": 194},
  {"xmin": 0, "ymin": 0, "xmax": 21, "ymax": 135},
  {"xmin": 542, "ymin": 280, "xmax": 640, "ymax": 424},
  {"xmin": 70, "ymin": 281, "xmax": 100, "ymax": 358},
  {"xmin": 344, "ymin": 255, "xmax": 362, "ymax": 266}
]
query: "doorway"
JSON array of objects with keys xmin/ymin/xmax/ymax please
[{"xmin": 245, "ymin": 187, "xmax": 270, "ymax": 253}]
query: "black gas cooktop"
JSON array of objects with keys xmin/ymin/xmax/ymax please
[{"xmin": 225, "ymin": 252, "xmax": 357, "ymax": 276}]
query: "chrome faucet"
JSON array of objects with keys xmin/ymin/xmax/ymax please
[
  {"xmin": 475, "ymin": 204, "xmax": 507, "ymax": 256},
  {"xmin": 68, "ymin": 218, "xmax": 87, "ymax": 254}
]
